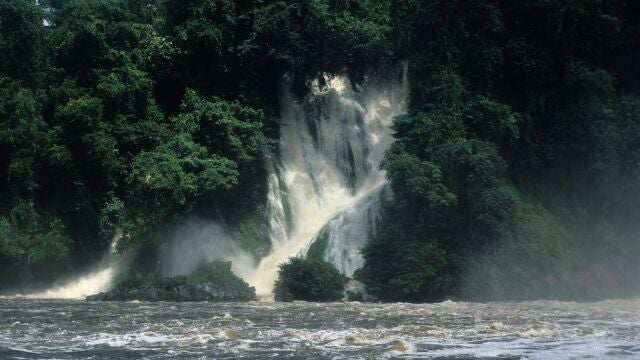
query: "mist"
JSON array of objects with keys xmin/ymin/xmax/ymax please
[
  {"xmin": 0, "ymin": 233, "xmax": 133, "ymax": 299},
  {"xmin": 460, "ymin": 199, "xmax": 640, "ymax": 302},
  {"xmin": 159, "ymin": 218, "xmax": 256, "ymax": 282}
]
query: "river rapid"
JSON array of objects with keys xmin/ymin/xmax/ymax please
[{"xmin": 0, "ymin": 298, "xmax": 638, "ymax": 359}]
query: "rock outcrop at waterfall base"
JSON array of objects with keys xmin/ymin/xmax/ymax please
[{"xmin": 86, "ymin": 261, "xmax": 256, "ymax": 302}]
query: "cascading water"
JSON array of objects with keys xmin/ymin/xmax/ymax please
[
  {"xmin": 5, "ymin": 67, "xmax": 407, "ymax": 299},
  {"xmin": 10, "ymin": 233, "xmax": 131, "ymax": 299},
  {"xmin": 308, "ymin": 185, "xmax": 393, "ymax": 277},
  {"xmin": 248, "ymin": 67, "xmax": 409, "ymax": 295}
]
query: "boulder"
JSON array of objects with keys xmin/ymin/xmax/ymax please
[{"xmin": 87, "ymin": 261, "xmax": 256, "ymax": 302}]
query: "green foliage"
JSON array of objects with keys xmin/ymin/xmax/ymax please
[
  {"xmin": 0, "ymin": 79, "xmax": 51, "ymax": 197},
  {"xmin": 1, "ymin": 0, "xmax": 639, "ymax": 301},
  {"xmin": 306, "ymin": 228, "xmax": 329, "ymax": 260},
  {"xmin": 357, "ymin": 235, "xmax": 452, "ymax": 302},
  {"xmin": 130, "ymin": 136, "xmax": 238, "ymax": 201},
  {"xmin": 0, "ymin": 0, "xmax": 46, "ymax": 82},
  {"xmin": 359, "ymin": 127, "xmax": 510, "ymax": 301},
  {"xmin": 98, "ymin": 194, "xmax": 125, "ymax": 237},
  {"xmin": 382, "ymin": 151, "xmax": 456, "ymax": 210},
  {"xmin": 360, "ymin": 0, "xmax": 640, "ymax": 302},
  {"xmin": 274, "ymin": 257, "xmax": 344, "ymax": 302},
  {"xmin": 187, "ymin": 261, "xmax": 245, "ymax": 287},
  {"xmin": 237, "ymin": 210, "xmax": 270, "ymax": 256},
  {"xmin": 123, "ymin": 135, "xmax": 238, "ymax": 245},
  {"xmin": 463, "ymin": 96, "xmax": 518, "ymax": 150},
  {"xmin": 241, "ymin": 0, "xmax": 393, "ymax": 74},
  {"xmin": 0, "ymin": 200, "xmax": 71, "ymax": 264},
  {"xmin": 0, "ymin": 0, "xmax": 277, "ymax": 287},
  {"xmin": 175, "ymin": 90, "xmax": 272, "ymax": 163}
]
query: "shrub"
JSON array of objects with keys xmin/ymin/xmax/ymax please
[{"xmin": 274, "ymin": 257, "xmax": 344, "ymax": 302}]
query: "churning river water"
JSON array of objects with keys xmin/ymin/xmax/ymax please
[{"xmin": 0, "ymin": 299, "xmax": 638, "ymax": 359}]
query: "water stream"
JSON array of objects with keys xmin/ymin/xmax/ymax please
[{"xmin": 1, "ymin": 298, "xmax": 638, "ymax": 359}]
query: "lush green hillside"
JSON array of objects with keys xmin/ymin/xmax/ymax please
[
  {"xmin": 356, "ymin": 0, "xmax": 640, "ymax": 301},
  {"xmin": 1, "ymin": 0, "xmax": 638, "ymax": 300}
]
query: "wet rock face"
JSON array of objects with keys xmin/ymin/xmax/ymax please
[{"xmin": 87, "ymin": 261, "xmax": 257, "ymax": 302}]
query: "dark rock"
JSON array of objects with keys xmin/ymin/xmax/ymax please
[{"xmin": 86, "ymin": 261, "xmax": 256, "ymax": 302}]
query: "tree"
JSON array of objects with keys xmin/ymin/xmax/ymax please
[
  {"xmin": 0, "ymin": 0, "xmax": 46, "ymax": 83},
  {"xmin": 122, "ymin": 135, "xmax": 239, "ymax": 246},
  {"xmin": 0, "ymin": 200, "xmax": 71, "ymax": 265}
]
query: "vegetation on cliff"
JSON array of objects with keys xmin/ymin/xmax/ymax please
[
  {"xmin": 1, "ymin": 0, "xmax": 638, "ymax": 301},
  {"xmin": 356, "ymin": 0, "xmax": 640, "ymax": 301}
]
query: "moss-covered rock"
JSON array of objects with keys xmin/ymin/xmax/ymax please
[
  {"xmin": 306, "ymin": 228, "xmax": 329, "ymax": 260},
  {"xmin": 86, "ymin": 261, "xmax": 256, "ymax": 302},
  {"xmin": 236, "ymin": 210, "xmax": 271, "ymax": 258}
]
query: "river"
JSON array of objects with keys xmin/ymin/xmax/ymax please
[{"xmin": 1, "ymin": 298, "xmax": 638, "ymax": 359}]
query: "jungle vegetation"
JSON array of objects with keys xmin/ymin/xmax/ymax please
[{"xmin": 1, "ymin": 0, "xmax": 638, "ymax": 301}]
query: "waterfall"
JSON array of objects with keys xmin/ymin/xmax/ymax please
[
  {"xmin": 308, "ymin": 184, "xmax": 393, "ymax": 277},
  {"xmin": 248, "ymin": 67, "xmax": 409, "ymax": 295},
  {"xmin": 10, "ymin": 233, "xmax": 131, "ymax": 299},
  {"xmin": 4, "ymin": 67, "xmax": 407, "ymax": 299}
]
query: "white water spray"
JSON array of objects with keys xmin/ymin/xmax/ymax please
[
  {"xmin": 248, "ymin": 67, "xmax": 409, "ymax": 295},
  {"xmin": 159, "ymin": 219, "xmax": 256, "ymax": 281},
  {"xmin": 12, "ymin": 233, "xmax": 131, "ymax": 299}
]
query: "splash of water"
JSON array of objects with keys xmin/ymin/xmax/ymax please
[
  {"xmin": 159, "ymin": 219, "xmax": 256, "ymax": 281},
  {"xmin": 248, "ymin": 67, "xmax": 409, "ymax": 294},
  {"xmin": 13, "ymin": 220, "xmax": 254, "ymax": 299},
  {"xmin": 13, "ymin": 233, "xmax": 130, "ymax": 299}
]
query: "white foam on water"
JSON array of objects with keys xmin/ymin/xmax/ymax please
[{"xmin": 1, "ymin": 298, "xmax": 639, "ymax": 358}]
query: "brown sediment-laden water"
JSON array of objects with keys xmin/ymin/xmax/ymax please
[{"xmin": 1, "ymin": 298, "xmax": 638, "ymax": 359}]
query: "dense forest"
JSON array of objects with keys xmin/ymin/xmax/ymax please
[{"xmin": 1, "ymin": 0, "xmax": 639, "ymax": 301}]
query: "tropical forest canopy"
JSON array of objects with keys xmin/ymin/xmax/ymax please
[{"xmin": 1, "ymin": 0, "xmax": 639, "ymax": 301}]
